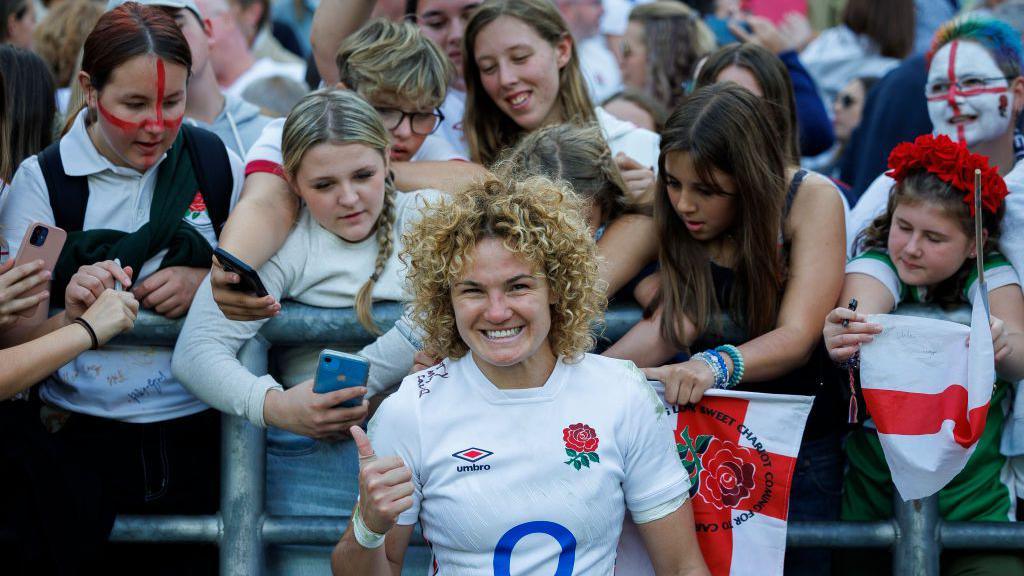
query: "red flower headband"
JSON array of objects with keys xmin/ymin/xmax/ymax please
[{"xmin": 886, "ymin": 134, "xmax": 1008, "ymax": 216}]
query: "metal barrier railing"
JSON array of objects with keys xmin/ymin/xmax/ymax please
[{"xmin": 79, "ymin": 303, "xmax": 1024, "ymax": 573}]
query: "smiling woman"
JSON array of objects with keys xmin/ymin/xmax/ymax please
[
  {"xmin": 462, "ymin": 0, "xmax": 661, "ymax": 182},
  {"xmin": 331, "ymin": 177, "xmax": 709, "ymax": 576}
]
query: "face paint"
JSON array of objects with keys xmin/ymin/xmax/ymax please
[
  {"xmin": 926, "ymin": 40, "xmax": 1013, "ymax": 146},
  {"xmin": 96, "ymin": 59, "xmax": 184, "ymax": 133}
]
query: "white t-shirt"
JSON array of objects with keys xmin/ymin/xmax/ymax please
[
  {"xmin": 596, "ymin": 106, "xmax": 660, "ymax": 172},
  {"xmin": 369, "ymin": 353, "xmax": 689, "ymax": 574},
  {"xmin": 0, "ymin": 110, "xmax": 245, "ymax": 422},
  {"xmin": 243, "ymin": 117, "xmax": 465, "ymax": 178}
]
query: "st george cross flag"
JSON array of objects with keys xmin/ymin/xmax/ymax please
[
  {"xmin": 616, "ymin": 385, "xmax": 812, "ymax": 576},
  {"xmin": 859, "ymin": 296, "xmax": 995, "ymax": 501}
]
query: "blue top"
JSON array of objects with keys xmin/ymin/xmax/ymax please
[
  {"xmin": 840, "ymin": 54, "xmax": 932, "ymax": 204},
  {"xmin": 779, "ymin": 50, "xmax": 835, "ymax": 158}
]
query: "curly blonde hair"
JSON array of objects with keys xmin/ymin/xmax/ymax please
[{"xmin": 402, "ymin": 176, "xmax": 606, "ymax": 362}]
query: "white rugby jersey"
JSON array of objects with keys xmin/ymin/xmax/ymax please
[{"xmin": 368, "ymin": 353, "xmax": 689, "ymax": 575}]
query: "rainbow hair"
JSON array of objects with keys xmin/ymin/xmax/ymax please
[{"xmin": 927, "ymin": 16, "xmax": 1024, "ymax": 78}]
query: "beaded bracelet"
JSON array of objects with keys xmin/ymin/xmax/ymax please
[
  {"xmin": 693, "ymin": 351, "xmax": 728, "ymax": 389},
  {"xmin": 715, "ymin": 345, "xmax": 745, "ymax": 388}
]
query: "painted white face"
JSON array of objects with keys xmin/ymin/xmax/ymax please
[{"xmin": 926, "ymin": 40, "xmax": 1013, "ymax": 146}]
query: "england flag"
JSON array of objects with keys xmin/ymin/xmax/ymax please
[{"xmin": 859, "ymin": 295, "xmax": 995, "ymax": 501}]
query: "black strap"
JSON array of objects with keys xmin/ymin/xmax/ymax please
[
  {"xmin": 784, "ymin": 169, "xmax": 808, "ymax": 220},
  {"xmin": 38, "ymin": 142, "xmax": 89, "ymax": 233},
  {"xmin": 37, "ymin": 125, "xmax": 233, "ymax": 237},
  {"xmin": 181, "ymin": 124, "xmax": 232, "ymax": 238}
]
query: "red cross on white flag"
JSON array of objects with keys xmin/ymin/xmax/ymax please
[{"xmin": 860, "ymin": 295, "xmax": 995, "ymax": 501}]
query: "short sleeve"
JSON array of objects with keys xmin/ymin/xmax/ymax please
[
  {"xmin": 620, "ymin": 361, "xmax": 690, "ymax": 514},
  {"xmin": 846, "ymin": 250, "xmax": 901, "ymax": 310},
  {"xmin": 244, "ymin": 118, "xmax": 285, "ymax": 177},
  {"xmin": 966, "ymin": 252, "xmax": 1021, "ymax": 304},
  {"xmin": 366, "ymin": 381, "xmax": 423, "ymax": 525}
]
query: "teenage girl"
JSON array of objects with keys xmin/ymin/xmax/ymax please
[
  {"xmin": 0, "ymin": 3, "xmax": 243, "ymax": 573},
  {"xmin": 605, "ymin": 83, "xmax": 847, "ymax": 575},
  {"xmin": 173, "ymin": 89, "xmax": 440, "ymax": 574},
  {"xmin": 464, "ymin": 0, "xmax": 659, "ymax": 200},
  {"xmin": 826, "ymin": 134, "xmax": 1024, "ymax": 575}
]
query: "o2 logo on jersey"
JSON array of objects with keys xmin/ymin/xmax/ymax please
[{"xmin": 493, "ymin": 521, "xmax": 576, "ymax": 576}]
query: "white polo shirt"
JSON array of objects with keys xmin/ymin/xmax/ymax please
[{"xmin": 0, "ymin": 109, "xmax": 244, "ymax": 422}]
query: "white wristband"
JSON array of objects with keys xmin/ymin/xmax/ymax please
[{"xmin": 352, "ymin": 504, "xmax": 386, "ymax": 549}]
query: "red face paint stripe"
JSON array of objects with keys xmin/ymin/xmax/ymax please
[
  {"xmin": 946, "ymin": 41, "xmax": 966, "ymax": 143},
  {"xmin": 927, "ymin": 86, "xmax": 1009, "ymax": 102},
  {"xmin": 98, "ymin": 100, "xmax": 143, "ymax": 132},
  {"xmin": 155, "ymin": 59, "xmax": 165, "ymax": 126}
]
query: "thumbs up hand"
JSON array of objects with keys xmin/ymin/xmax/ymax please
[{"xmin": 351, "ymin": 426, "xmax": 415, "ymax": 534}]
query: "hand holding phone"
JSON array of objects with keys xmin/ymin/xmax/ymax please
[
  {"xmin": 213, "ymin": 247, "xmax": 269, "ymax": 297},
  {"xmin": 13, "ymin": 223, "xmax": 66, "ymax": 320},
  {"xmin": 314, "ymin": 349, "xmax": 370, "ymax": 408}
]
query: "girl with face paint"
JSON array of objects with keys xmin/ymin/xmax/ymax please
[
  {"xmin": 847, "ymin": 16, "xmax": 1024, "ymax": 256},
  {"xmin": 0, "ymin": 4, "xmax": 245, "ymax": 573}
]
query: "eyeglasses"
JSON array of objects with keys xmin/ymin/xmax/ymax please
[
  {"xmin": 374, "ymin": 107, "xmax": 445, "ymax": 136},
  {"xmin": 837, "ymin": 94, "xmax": 858, "ymax": 109},
  {"xmin": 926, "ymin": 76, "xmax": 1013, "ymax": 99}
]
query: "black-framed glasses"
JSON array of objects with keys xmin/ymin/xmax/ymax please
[{"xmin": 375, "ymin": 107, "xmax": 445, "ymax": 136}]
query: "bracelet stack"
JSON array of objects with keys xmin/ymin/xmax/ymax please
[
  {"xmin": 693, "ymin": 351, "xmax": 729, "ymax": 389},
  {"xmin": 715, "ymin": 344, "xmax": 745, "ymax": 388}
]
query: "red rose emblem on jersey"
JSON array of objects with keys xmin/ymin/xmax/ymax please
[
  {"xmin": 564, "ymin": 423, "xmax": 599, "ymax": 453},
  {"xmin": 189, "ymin": 191, "xmax": 206, "ymax": 212},
  {"xmin": 562, "ymin": 423, "xmax": 600, "ymax": 471},
  {"xmin": 698, "ymin": 439, "xmax": 757, "ymax": 509}
]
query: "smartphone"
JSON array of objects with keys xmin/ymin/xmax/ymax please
[
  {"xmin": 314, "ymin": 349, "xmax": 369, "ymax": 408},
  {"xmin": 13, "ymin": 222, "xmax": 67, "ymax": 318},
  {"xmin": 213, "ymin": 247, "xmax": 269, "ymax": 297}
]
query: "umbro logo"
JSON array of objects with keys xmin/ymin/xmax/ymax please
[{"xmin": 453, "ymin": 447, "xmax": 493, "ymax": 472}]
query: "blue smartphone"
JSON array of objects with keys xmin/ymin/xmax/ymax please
[{"xmin": 314, "ymin": 349, "xmax": 369, "ymax": 408}]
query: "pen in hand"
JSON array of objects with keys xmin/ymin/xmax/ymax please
[
  {"xmin": 842, "ymin": 298, "xmax": 858, "ymax": 328},
  {"xmin": 113, "ymin": 258, "xmax": 122, "ymax": 291}
]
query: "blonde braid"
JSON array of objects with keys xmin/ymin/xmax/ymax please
[{"xmin": 355, "ymin": 181, "xmax": 397, "ymax": 335}]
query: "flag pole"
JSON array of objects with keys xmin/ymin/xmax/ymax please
[{"xmin": 975, "ymin": 169, "xmax": 990, "ymax": 317}]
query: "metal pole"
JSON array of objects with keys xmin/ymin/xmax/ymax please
[
  {"xmin": 893, "ymin": 495, "xmax": 940, "ymax": 575},
  {"xmin": 220, "ymin": 336, "xmax": 270, "ymax": 576}
]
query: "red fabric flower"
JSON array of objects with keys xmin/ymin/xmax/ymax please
[
  {"xmin": 885, "ymin": 134, "xmax": 1008, "ymax": 216},
  {"xmin": 188, "ymin": 191, "xmax": 207, "ymax": 213},
  {"xmin": 698, "ymin": 439, "xmax": 757, "ymax": 510},
  {"xmin": 563, "ymin": 423, "xmax": 600, "ymax": 453}
]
